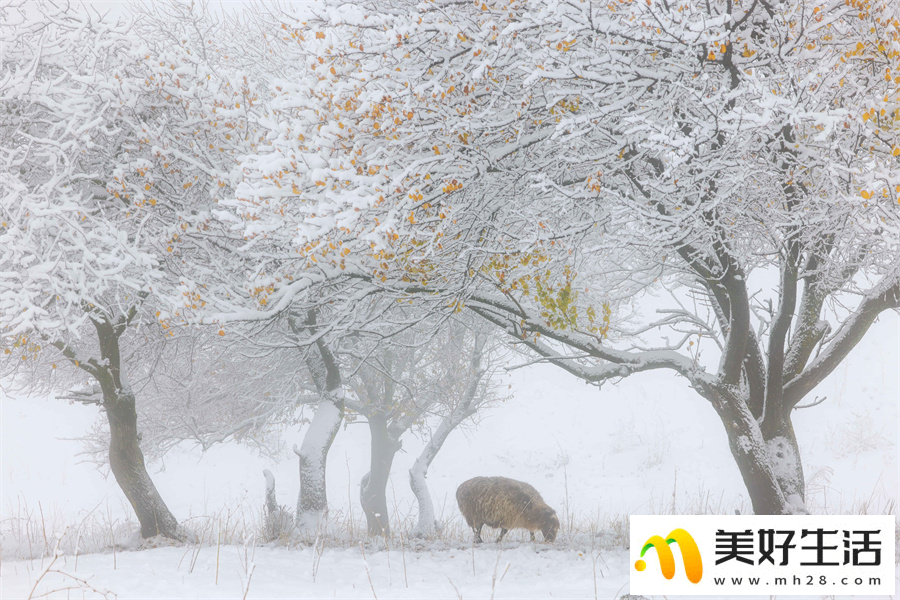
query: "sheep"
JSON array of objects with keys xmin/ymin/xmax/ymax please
[{"xmin": 456, "ymin": 476, "xmax": 559, "ymax": 543}]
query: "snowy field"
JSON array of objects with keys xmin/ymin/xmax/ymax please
[{"xmin": 1, "ymin": 313, "xmax": 897, "ymax": 599}]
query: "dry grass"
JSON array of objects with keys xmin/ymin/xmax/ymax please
[
  {"xmin": 4, "ymin": 484, "xmax": 897, "ymax": 563},
  {"xmin": 2, "ymin": 494, "xmax": 634, "ymax": 562}
]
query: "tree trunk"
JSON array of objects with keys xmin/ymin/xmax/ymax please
[
  {"xmin": 359, "ymin": 415, "xmax": 400, "ymax": 537},
  {"xmin": 410, "ymin": 412, "xmax": 471, "ymax": 536},
  {"xmin": 409, "ymin": 337, "xmax": 486, "ymax": 537},
  {"xmin": 408, "ymin": 428, "xmax": 445, "ymax": 537},
  {"xmin": 697, "ymin": 382, "xmax": 795, "ymax": 515},
  {"xmin": 292, "ymin": 308, "xmax": 345, "ymax": 536},
  {"xmin": 294, "ymin": 392, "xmax": 344, "ymax": 535},
  {"xmin": 104, "ymin": 388, "xmax": 181, "ymax": 538},
  {"xmin": 760, "ymin": 410, "xmax": 807, "ymax": 512},
  {"xmin": 81, "ymin": 316, "xmax": 182, "ymax": 540},
  {"xmin": 262, "ymin": 469, "xmax": 293, "ymax": 542}
]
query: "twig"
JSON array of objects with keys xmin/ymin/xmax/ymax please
[
  {"xmin": 38, "ymin": 502, "xmax": 49, "ymax": 556},
  {"xmin": 241, "ymin": 563, "xmax": 256, "ymax": 600},
  {"xmin": 346, "ymin": 456, "xmax": 355, "ymax": 539},
  {"xmin": 178, "ymin": 544, "xmax": 194, "ymax": 569},
  {"xmin": 27, "ymin": 531, "xmax": 117, "ymax": 600},
  {"xmin": 384, "ymin": 527, "xmax": 392, "ymax": 587},
  {"xmin": 238, "ymin": 534, "xmax": 257, "ymax": 600},
  {"xmin": 445, "ymin": 574, "xmax": 463, "ymax": 600},
  {"xmin": 27, "ymin": 545, "xmax": 60, "ymax": 600},
  {"xmin": 312, "ymin": 534, "xmax": 325, "ymax": 583},
  {"xmin": 74, "ymin": 531, "xmax": 81, "ymax": 572},
  {"xmin": 359, "ymin": 542, "xmax": 378, "ymax": 600},
  {"xmin": 671, "ymin": 468, "xmax": 678, "ymax": 515},
  {"xmin": 189, "ymin": 536, "xmax": 202, "ymax": 573},
  {"xmin": 793, "ymin": 395, "xmax": 827, "ymax": 410},
  {"xmin": 490, "ymin": 548, "xmax": 507, "ymax": 600},
  {"xmin": 590, "ymin": 522, "xmax": 598, "ymax": 600},
  {"xmin": 398, "ymin": 527, "xmax": 408, "ymax": 588},
  {"xmin": 215, "ymin": 519, "xmax": 221, "ymax": 585}
]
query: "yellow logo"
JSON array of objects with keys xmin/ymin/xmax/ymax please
[{"xmin": 634, "ymin": 528, "xmax": 703, "ymax": 584}]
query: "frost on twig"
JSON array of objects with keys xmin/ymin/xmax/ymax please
[{"xmin": 27, "ymin": 533, "xmax": 117, "ymax": 600}]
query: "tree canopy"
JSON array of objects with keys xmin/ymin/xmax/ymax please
[{"xmin": 3, "ymin": 0, "xmax": 899, "ymax": 518}]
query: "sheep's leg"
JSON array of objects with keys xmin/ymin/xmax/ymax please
[
  {"xmin": 530, "ymin": 531, "xmax": 535, "ymax": 542},
  {"xmin": 497, "ymin": 528, "xmax": 508, "ymax": 543},
  {"xmin": 474, "ymin": 523, "xmax": 484, "ymax": 544}
]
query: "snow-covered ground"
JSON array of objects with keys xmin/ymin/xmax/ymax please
[
  {"xmin": 1, "ymin": 313, "xmax": 897, "ymax": 598},
  {"xmin": 10, "ymin": 543, "xmax": 897, "ymax": 600}
]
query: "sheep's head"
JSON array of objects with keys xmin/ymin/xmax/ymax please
[{"xmin": 539, "ymin": 506, "xmax": 559, "ymax": 542}]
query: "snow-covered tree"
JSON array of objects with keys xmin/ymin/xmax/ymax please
[
  {"xmin": 104, "ymin": 325, "xmax": 317, "ymax": 460},
  {"xmin": 343, "ymin": 314, "xmax": 502, "ymax": 537},
  {"xmin": 288, "ymin": 308, "xmax": 346, "ymax": 535},
  {"xmin": 219, "ymin": 0, "xmax": 900, "ymax": 515},
  {"xmin": 405, "ymin": 325, "xmax": 501, "ymax": 538},
  {"xmin": 0, "ymin": 0, "xmax": 262, "ymax": 537},
  {"xmin": 0, "ymin": 2, "xmax": 186, "ymax": 538}
]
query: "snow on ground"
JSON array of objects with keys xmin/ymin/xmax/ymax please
[
  {"xmin": 6, "ymin": 542, "xmax": 897, "ymax": 600},
  {"xmin": 1, "ymin": 314, "xmax": 897, "ymax": 598}
]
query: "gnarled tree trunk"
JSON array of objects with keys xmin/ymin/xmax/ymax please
[
  {"xmin": 89, "ymin": 316, "xmax": 181, "ymax": 539},
  {"xmin": 105, "ymin": 387, "xmax": 181, "ymax": 538},
  {"xmin": 359, "ymin": 414, "xmax": 401, "ymax": 537},
  {"xmin": 713, "ymin": 396, "xmax": 806, "ymax": 515},
  {"xmin": 408, "ymin": 422, "xmax": 447, "ymax": 537},
  {"xmin": 696, "ymin": 381, "xmax": 794, "ymax": 515},
  {"xmin": 760, "ymin": 411, "xmax": 806, "ymax": 511},
  {"xmin": 409, "ymin": 335, "xmax": 486, "ymax": 536},
  {"xmin": 293, "ymin": 309, "xmax": 344, "ymax": 536},
  {"xmin": 294, "ymin": 392, "xmax": 343, "ymax": 535}
]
